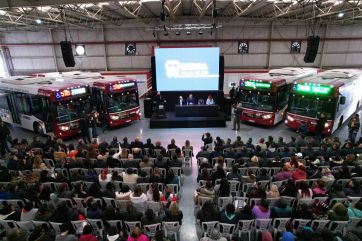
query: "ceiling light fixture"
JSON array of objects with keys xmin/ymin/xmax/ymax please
[
  {"xmin": 186, "ymin": 31, "xmax": 191, "ymax": 35},
  {"xmin": 198, "ymin": 29, "xmax": 203, "ymax": 35},
  {"xmin": 175, "ymin": 31, "xmax": 180, "ymax": 36},
  {"xmin": 0, "ymin": 10, "xmax": 6, "ymax": 15},
  {"xmin": 35, "ymin": 19, "xmax": 42, "ymax": 24},
  {"xmin": 337, "ymin": 12, "xmax": 344, "ymax": 18},
  {"xmin": 75, "ymin": 45, "xmax": 86, "ymax": 56}
]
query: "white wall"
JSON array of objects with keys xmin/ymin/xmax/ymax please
[{"xmin": 1, "ymin": 21, "xmax": 362, "ymax": 75}]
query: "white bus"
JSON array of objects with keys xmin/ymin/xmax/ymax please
[
  {"xmin": 0, "ymin": 76, "xmax": 91, "ymax": 139},
  {"xmin": 286, "ymin": 69, "xmax": 362, "ymax": 134}
]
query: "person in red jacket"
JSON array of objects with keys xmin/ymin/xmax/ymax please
[
  {"xmin": 79, "ymin": 225, "xmax": 98, "ymax": 241},
  {"xmin": 292, "ymin": 165, "xmax": 307, "ymax": 180}
]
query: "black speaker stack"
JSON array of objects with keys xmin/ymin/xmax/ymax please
[
  {"xmin": 304, "ymin": 36, "xmax": 320, "ymax": 63},
  {"xmin": 60, "ymin": 41, "xmax": 75, "ymax": 67}
]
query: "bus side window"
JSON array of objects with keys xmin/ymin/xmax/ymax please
[
  {"xmin": 277, "ymin": 85, "xmax": 289, "ymax": 110},
  {"xmin": 15, "ymin": 93, "xmax": 31, "ymax": 114}
]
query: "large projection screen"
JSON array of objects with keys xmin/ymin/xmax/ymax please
[{"xmin": 155, "ymin": 47, "xmax": 220, "ymax": 91}]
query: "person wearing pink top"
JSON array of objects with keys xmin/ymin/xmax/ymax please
[
  {"xmin": 127, "ymin": 227, "xmax": 149, "ymax": 241},
  {"xmin": 252, "ymin": 199, "xmax": 271, "ymax": 219}
]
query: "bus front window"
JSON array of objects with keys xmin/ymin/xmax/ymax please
[
  {"xmin": 55, "ymin": 99, "xmax": 91, "ymax": 123},
  {"xmin": 241, "ymin": 91, "xmax": 274, "ymax": 111},
  {"xmin": 289, "ymin": 95, "xmax": 336, "ymax": 119},
  {"xmin": 107, "ymin": 93, "xmax": 138, "ymax": 113}
]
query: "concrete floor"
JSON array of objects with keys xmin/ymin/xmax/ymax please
[{"xmin": 8, "ymin": 108, "xmax": 361, "ymax": 241}]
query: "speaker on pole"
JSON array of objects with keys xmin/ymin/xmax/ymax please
[
  {"xmin": 304, "ymin": 36, "xmax": 320, "ymax": 63},
  {"xmin": 60, "ymin": 41, "xmax": 75, "ymax": 67}
]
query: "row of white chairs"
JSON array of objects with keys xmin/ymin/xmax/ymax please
[{"xmin": 198, "ymin": 217, "xmax": 362, "ymax": 241}]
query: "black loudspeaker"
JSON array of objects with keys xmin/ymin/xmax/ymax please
[
  {"xmin": 224, "ymin": 97, "xmax": 232, "ymax": 121},
  {"xmin": 60, "ymin": 41, "xmax": 75, "ymax": 67},
  {"xmin": 144, "ymin": 98, "xmax": 153, "ymax": 118},
  {"xmin": 219, "ymin": 56, "xmax": 224, "ymax": 90},
  {"xmin": 304, "ymin": 36, "xmax": 320, "ymax": 63},
  {"xmin": 151, "ymin": 56, "xmax": 156, "ymax": 91}
]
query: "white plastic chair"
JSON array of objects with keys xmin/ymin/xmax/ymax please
[
  {"xmin": 202, "ymin": 221, "xmax": 219, "ymax": 237},
  {"xmin": 217, "ymin": 197, "xmax": 234, "ymax": 211},
  {"xmin": 327, "ymin": 221, "xmax": 348, "ymax": 236},
  {"xmin": 144, "ymin": 223, "xmax": 162, "ymax": 238},
  {"xmin": 147, "ymin": 201, "xmax": 162, "ymax": 216},
  {"xmin": 124, "ymin": 221, "xmax": 141, "ymax": 233},
  {"xmin": 234, "ymin": 197, "xmax": 248, "ymax": 210},
  {"xmin": 292, "ymin": 219, "xmax": 311, "ymax": 232},
  {"xmin": 16, "ymin": 221, "xmax": 35, "ymax": 232},
  {"xmin": 254, "ymin": 219, "xmax": 272, "ymax": 240},
  {"xmin": 229, "ymin": 180, "xmax": 241, "ymax": 196},
  {"xmin": 219, "ymin": 222, "xmax": 236, "ymax": 240},
  {"xmin": 49, "ymin": 222, "xmax": 63, "ymax": 234},
  {"xmin": 198, "ymin": 196, "xmax": 213, "ymax": 210},
  {"xmin": 272, "ymin": 218, "xmax": 291, "ymax": 241},
  {"xmin": 163, "ymin": 221, "xmax": 180, "ymax": 241},
  {"xmin": 311, "ymin": 219, "xmax": 330, "ymax": 232},
  {"xmin": 238, "ymin": 220, "xmax": 254, "ymax": 241}
]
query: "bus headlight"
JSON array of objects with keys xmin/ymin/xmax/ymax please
[
  {"xmin": 262, "ymin": 114, "xmax": 273, "ymax": 120},
  {"xmin": 287, "ymin": 115, "xmax": 295, "ymax": 122},
  {"xmin": 324, "ymin": 122, "xmax": 330, "ymax": 128},
  {"xmin": 59, "ymin": 125, "xmax": 70, "ymax": 131},
  {"xmin": 110, "ymin": 114, "xmax": 119, "ymax": 120}
]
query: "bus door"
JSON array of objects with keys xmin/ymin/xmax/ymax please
[
  {"xmin": 275, "ymin": 85, "xmax": 289, "ymax": 124},
  {"xmin": 6, "ymin": 93, "xmax": 21, "ymax": 124}
]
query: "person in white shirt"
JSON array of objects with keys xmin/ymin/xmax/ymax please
[
  {"xmin": 178, "ymin": 96, "xmax": 185, "ymax": 106},
  {"xmin": 130, "ymin": 185, "xmax": 148, "ymax": 213},
  {"xmin": 206, "ymin": 95, "xmax": 215, "ymax": 105},
  {"xmin": 122, "ymin": 168, "xmax": 138, "ymax": 183}
]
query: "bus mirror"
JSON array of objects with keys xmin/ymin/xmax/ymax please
[{"xmin": 340, "ymin": 96, "xmax": 346, "ymax": 105}]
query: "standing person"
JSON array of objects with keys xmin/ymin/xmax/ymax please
[
  {"xmin": 79, "ymin": 114, "xmax": 90, "ymax": 144},
  {"xmin": 233, "ymin": 102, "xmax": 242, "ymax": 131},
  {"xmin": 87, "ymin": 115, "xmax": 93, "ymax": 142},
  {"xmin": 348, "ymin": 114, "xmax": 360, "ymax": 144},
  {"xmin": 229, "ymin": 83, "xmax": 236, "ymax": 103},
  {"xmin": 0, "ymin": 120, "xmax": 10, "ymax": 157},
  {"xmin": 99, "ymin": 110, "xmax": 108, "ymax": 133},
  {"xmin": 92, "ymin": 111, "xmax": 100, "ymax": 138},
  {"xmin": 315, "ymin": 113, "xmax": 326, "ymax": 142}
]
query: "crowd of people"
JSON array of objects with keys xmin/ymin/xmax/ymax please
[
  {"xmin": 194, "ymin": 132, "xmax": 362, "ymax": 241},
  {"xmin": 0, "ymin": 125, "xmax": 361, "ymax": 241},
  {"xmin": 0, "ymin": 135, "xmax": 191, "ymax": 241}
]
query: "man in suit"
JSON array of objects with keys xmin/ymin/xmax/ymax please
[{"xmin": 186, "ymin": 94, "xmax": 196, "ymax": 105}]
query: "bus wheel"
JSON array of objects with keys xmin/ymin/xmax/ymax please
[
  {"xmin": 33, "ymin": 122, "xmax": 44, "ymax": 135},
  {"xmin": 338, "ymin": 116, "xmax": 343, "ymax": 128}
]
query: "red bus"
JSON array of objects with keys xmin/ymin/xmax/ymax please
[
  {"xmin": 32, "ymin": 72, "xmax": 141, "ymax": 127},
  {"xmin": 0, "ymin": 76, "xmax": 91, "ymax": 139},
  {"xmin": 286, "ymin": 69, "xmax": 362, "ymax": 134},
  {"xmin": 239, "ymin": 68, "xmax": 318, "ymax": 126}
]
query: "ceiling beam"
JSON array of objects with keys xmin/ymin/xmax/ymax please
[{"xmin": 0, "ymin": 0, "xmax": 119, "ymax": 8}]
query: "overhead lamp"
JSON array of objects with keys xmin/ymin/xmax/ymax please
[
  {"xmin": 35, "ymin": 19, "xmax": 42, "ymax": 24},
  {"xmin": 186, "ymin": 31, "xmax": 191, "ymax": 35},
  {"xmin": 175, "ymin": 31, "xmax": 180, "ymax": 36},
  {"xmin": 0, "ymin": 10, "xmax": 6, "ymax": 15},
  {"xmin": 337, "ymin": 12, "xmax": 344, "ymax": 18},
  {"xmin": 37, "ymin": 6, "xmax": 51, "ymax": 11},
  {"xmin": 98, "ymin": 2, "xmax": 109, "ymax": 6},
  {"xmin": 75, "ymin": 44, "xmax": 86, "ymax": 56},
  {"xmin": 198, "ymin": 29, "xmax": 203, "ymax": 35}
]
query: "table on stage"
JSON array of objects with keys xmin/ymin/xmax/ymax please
[{"xmin": 175, "ymin": 104, "xmax": 219, "ymax": 117}]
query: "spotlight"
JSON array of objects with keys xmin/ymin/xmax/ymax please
[
  {"xmin": 337, "ymin": 12, "xmax": 344, "ymax": 18},
  {"xmin": 75, "ymin": 45, "xmax": 86, "ymax": 56},
  {"xmin": 186, "ymin": 30, "xmax": 191, "ymax": 35},
  {"xmin": 175, "ymin": 31, "xmax": 180, "ymax": 36},
  {"xmin": 35, "ymin": 19, "xmax": 42, "ymax": 24},
  {"xmin": 198, "ymin": 29, "xmax": 203, "ymax": 35}
]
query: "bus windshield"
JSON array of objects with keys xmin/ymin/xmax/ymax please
[
  {"xmin": 289, "ymin": 95, "xmax": 336, "ymax": 119},
  {"xmin": 107, "ymin": 92, "xmax": 138, "ymax": 113},
  {"xmin": 55, "ymin": 99, "xmax": 91, "ymax": 123},
  {"xmin": 240, "ymin": 91, "xmax": 274, "ymax": 111}
]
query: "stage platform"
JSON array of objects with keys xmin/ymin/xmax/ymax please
[{"xmin": 150, "ymin": 111, "xmax": 226, "ymax": 129}]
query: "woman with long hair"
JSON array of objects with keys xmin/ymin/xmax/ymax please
[
  {"xmin": 297, "ymin": 181, "xmax": 313, "ymax": 199},
  {"xmin": 266, "ymin": 184, "xmax": 280, "ymax": 198},
  {"xmin": 196, "ymin": 200, "xmax": 219, "ymax": 223},
  {"xmin": 130, "ymin": 185, "xmax": 148, "ymax": 213},
  {"xmin": 147, "ymin": 183, "xmax": 163, "ymax": 202},
  {"xmin": 165, "ymin": 201, "xmax": 183, "ymax": 224},
  {"xmin": 216, "ymin": 178, "xmax": 230, "ymax": 197},
  {"xmin": 127, "ymin": 226, "xmax": 149, "ymax": 241}
]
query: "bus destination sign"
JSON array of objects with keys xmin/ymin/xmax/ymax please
[
  {"xmin": 110, "ymin": 82, "xmax": 135, "ymax": 91},
  {"xmin": 55, "ymin": 87, "xmax": 86, "ymax": 100},
  {"xmin": 294, "ymin": 83, "xmax": 333, "ymax": 96},
  {"xmin": 243, "ymin": 80, "xmax": 272, "ymax": 89}
]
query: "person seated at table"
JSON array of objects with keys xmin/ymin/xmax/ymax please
[
  {"xmin": 186, "ymin": 94, "xmax": 196, "ymax": 105},
  {"xmin": 177, "ymin": 96, "xmax": 185, "ymax": 106},
  {"xmin": 206, "ymin": 95, "xmax": 215, "ymax": 105}
]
